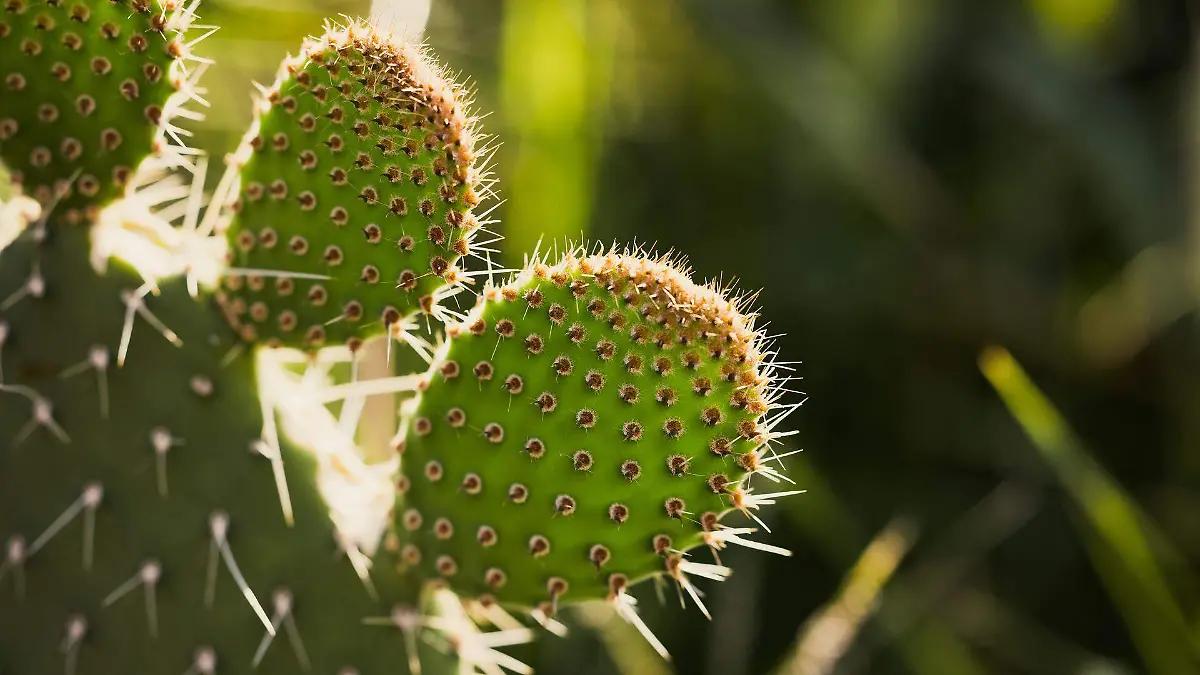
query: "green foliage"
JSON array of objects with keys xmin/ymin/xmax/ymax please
[
  {"xmin": 980, "ymin": 347, "xmax": 1200, "ymax": 673},
  {"xmin": 0, "ymin": 0, "xmax": 192, "ymax": 220}
]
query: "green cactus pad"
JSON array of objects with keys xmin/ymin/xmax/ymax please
[
  {"xmin": 0, "ymin": 222, "xmax": 470, "ymax": 674},
  {"xmin": 392, "ymin": 249, "xmax": 792, "ymax": 611},
  {"xmin": 0, "ymin": 0, "xmax": 199, "ymax": 222},
  {"xmin": 218, "ymin": 21, "xmax": 486, "ymax": 353}
]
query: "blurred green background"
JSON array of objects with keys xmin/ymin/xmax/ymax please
[{"xmin": 116, "ymin": 0, "xmax": 1200, "ymax": 672}]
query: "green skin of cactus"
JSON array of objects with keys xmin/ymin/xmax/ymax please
[
  {"xmin": 0, "ymin": 0, "xmax": 185, "ymax": 218},
  {"xmin": 395, "ymin": 260, "xmax": 768, "ymax": 608},
  {"xmin": 0, "ymin": 224, "xmax": 459, "ymax": 674},
  {"xmin": 220, "ymin": 30, "xmax": 479, "ymax": 352}
]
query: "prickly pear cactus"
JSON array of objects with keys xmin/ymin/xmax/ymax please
[
  {"xmin": 217, "ymin": 23, "xmax": 488, "ymax": 352},
  {"xmin": 0, "ymin": 13, "xmax": 509, "ymax": 675},
  {"xmin": 392, "ymin": 249, "xmax": 798, "ymax": 631},
  {"xmin": 0, "ymin": 5, "xmax": 804, "ymax": 673},
  {"xmin": 0, "ymin": 0, "xmax": 204, "ymax": 223}
]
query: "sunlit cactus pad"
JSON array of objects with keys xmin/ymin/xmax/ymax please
[
  {"xmin": 219, "ymin": 21, "xmax": 487, "ymax": 352},
  {"xmin": 0, "ymin": 0, "xmax": 199, "ymax": 220},
  {"xmin": 393, "ymin": 249, "xmax": 793, "ymax": 611}
]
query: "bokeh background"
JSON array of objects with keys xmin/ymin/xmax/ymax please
[{"xmin": 49, "ymin": 0, "xmax": 1200, "ymax": 672}]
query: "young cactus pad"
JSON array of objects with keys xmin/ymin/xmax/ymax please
[
  {"xmin": 393, "ymin": 249, "xmax": 797, "ymax": 614},
  {"xmin": 0, "ymin": 0, "xmax": 201, "ymax": 221},
  {"xmin": 218, "ymin": 22, "xmax": 486, "ymax": 352}
]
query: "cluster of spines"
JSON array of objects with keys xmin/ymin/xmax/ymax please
[
  {"xmin": 390, "ymin": 246, "xmax": 796, "ymax": 616},
  {"xmin": 0, "ymin": 0, "xmax": 206, "ymax": 223},
  {"xmin": 216, "ymin": 19, "xmax": 494, "ymax": 353}
]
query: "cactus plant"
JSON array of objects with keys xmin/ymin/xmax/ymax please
[{"xmin": 0, "ymin": 5, "xmax": 803, "ymax": 674}]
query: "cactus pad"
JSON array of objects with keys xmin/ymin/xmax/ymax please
[
  {"xmin": 0, "ymin": 0, "xmax": 200, "ymax": 222},
  {"xmin": 0, "ymin": 215, "xmax": 483, "ymax": 674},
  {"xmin": 218, "ymin": 22, "xmax": 486, "ymax": 353},
  {"xmin": 393, "ymin": 249, "xmax": 794, "ymax": 612}
]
